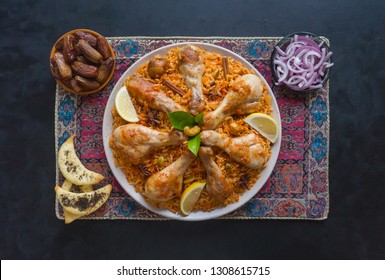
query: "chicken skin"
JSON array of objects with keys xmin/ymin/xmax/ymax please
[
  {"xmin": 200, "ymin": 130, "xmax": 266, "ymax": 169},
  {"xmin": 202, "ymin": 74, "xmax": 263, "ymax": 129},
  {"xmin": 199, "ymin": 147, "xmax": 233, "ymax": 200},
  {"xmin": 145, "ymin": 150, "xmax": 196, "ymax": 201},
  {"xmin": 238, "ymin": 101, "xmax": 260, "ymax": 114},
  {"xmin": 178, "ymin": 45, "xmax": 205, "ymax": 115},
  {"xmin": 126, "ymin": 75, "xmax": 184, "ymax": 113},
  {"xmin": 113, "ymin": 124, "xmax": 186, "ymax": 163}
]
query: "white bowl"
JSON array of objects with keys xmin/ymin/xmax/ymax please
[{"xmin": 102, "ymin": 42, "xmax": 281, "ymax": 221}]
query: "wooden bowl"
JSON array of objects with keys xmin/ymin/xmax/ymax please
[{"xmin": 50, "ymin": 29, "xmax": 115, "ymax": 95}]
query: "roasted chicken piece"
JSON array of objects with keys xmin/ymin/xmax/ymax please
[
  {"xmin": 200, "ymin": 131, "xmax": 266, "ymax": 169},
  {"xmin": 145, "ymin": 150, "xmax": 196, "ymax": 201},
  {"xmin": 126, "ymin": 76, "xmax": 184, "ymax": 113},
  {"xmin": 178, "ymin": 45, "xmax": 205, "ymax": 115},
  {"xmin": 199, "ymin": 147, "xmax": 233, "ymax": 200},
  {"xmin": 147, "ymin": 57, "xmax": 168, "ymax": 79},
  {"xmin": 202, "ymin": 74, "xmax": 263, "ymax": 129},
  {"xmin": 113, "ymin": 124, "xmax": 186, "ymax": 163},
  {"xmin": 238, "ymin": 101, "xmax": 260, "ymax": 114}
]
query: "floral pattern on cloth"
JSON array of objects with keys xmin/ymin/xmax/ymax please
[{"xmin": 55, "ymin": 37, "xmax": 329, "ymax": 220}]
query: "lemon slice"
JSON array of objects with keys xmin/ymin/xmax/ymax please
[
  {"xmin": 115, "ymin": 86, "xmax": 139, "ymax": 122},
  {"xmin": 180, "ymin": 181, "xmax": 206, "ymax": 215},
  {"xmin": 244, "ymin": 113, "xmax": 279, "ymax": 143}
]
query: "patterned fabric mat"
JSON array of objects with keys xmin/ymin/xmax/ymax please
[{"xmin": 55, "ymin": 36, "xmax": 329, "ymax": 220}]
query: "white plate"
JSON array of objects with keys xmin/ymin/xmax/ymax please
[{"xmin": 102, "ymin": 42, "xmax": 281, "ymax": 221}]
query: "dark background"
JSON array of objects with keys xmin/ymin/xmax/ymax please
[{"xmin": 1, "ymin": 0, "xmax": 385, "ymax": 259}]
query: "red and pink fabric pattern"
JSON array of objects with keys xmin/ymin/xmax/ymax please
[{"xmin": 55, "ymin": 37, "xmax": 329, "ymax": 220}]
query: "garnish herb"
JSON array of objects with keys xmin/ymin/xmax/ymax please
[
  {"xmin": 167, "ymin": 111, "xmax": 204, "ymax": 155},
  {"xmin": 167, "ymin": 111, "xmax": 196, "ymax": 130},
  {"xmin": 187, "ymin": 133, "xmax": 201, "ymax": 156},
  {"xmin": 194, "ymin": 112, "xmax": 204, "ymax": 125}
]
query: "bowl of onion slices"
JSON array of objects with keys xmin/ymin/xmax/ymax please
[{"xmin": 271, "ymin": 32, "xmax": 333, "ymax": 92}]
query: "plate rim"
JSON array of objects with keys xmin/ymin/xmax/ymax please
[{"xmin": 102, "ymin": 41, "xmax": 281, "ymax": 221}]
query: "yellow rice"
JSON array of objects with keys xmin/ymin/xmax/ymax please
[{"xmin": 109, "ymin": 46, "xmax": 272, "ymax": 213}]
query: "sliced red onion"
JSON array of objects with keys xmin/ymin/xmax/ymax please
[
  {"xmin": 313, "ymin": 47, "xmax": 326, "ymax": 71},
  {"xmin": 273, "ymin": 34, "xmax": 333, "ymax": 91},
  {"xmin": 273, "ymin": 59, "xmax": 289, "ymax": 82},
  {"xmin": 296, "ymin": 35, "xmax": 320, "ymax": 49}
]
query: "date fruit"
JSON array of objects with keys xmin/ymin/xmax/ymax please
[
  {"xmin": 96, "ymin": 57, "xmax": 114, "ymax": 83},
  {"xmin": 63, "ymin": 35, "xmax": 76, "ymax": 63},
  {"xmin": 55, "ymin": 39, "xmax": 64, "ymax": 51},
  {"xmin": 74, "ymin": 31, "xmax": 97, "ymax": 47},
  {"xmin": 71, "ymin": 61, "xmax": 99, "ymax": 79},
  {"xmin": 76, "ymin": 56, "xmax": 89, "ymax": 64},
  {"xmin": 97, "ymin": 36, "xmax": 111, "ymax": 60},
  {"xmin": 53, "ymin": 52, "xmax": 72, "ymax": 80},
  {"xmin": 69, "ymin": 79, "xmax": 82, "ymax": 93},
  {"xmin": 50, "ymin": 60, "xmax": 61, "ymax": 80},
  {"xmin": 77, "ymin": 39, "xmax": 103, "ymax": 64},
  {"xmin": 75, "ymin": 75, "xmax": 100, "ymax": 90}
]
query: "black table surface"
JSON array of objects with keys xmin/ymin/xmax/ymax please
[{"xmin": 1, "ymin": 0, "xmax": 385, "ymax": 260}]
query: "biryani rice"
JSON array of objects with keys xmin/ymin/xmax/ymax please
[{"xmin": 109, "ymin": 45, "xmax": 272, "ymax": 213}]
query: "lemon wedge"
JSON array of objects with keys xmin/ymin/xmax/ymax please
[
  {"xmin": 244, "ymin": 113, "xmax": 279, "ymax": 143},
  {"xmin": 115, "ymin": 86, "xmax": 139, "ymax": 122},
  {"xmin": 180, "ymin": 181, "xmax": 206, "ymax": 215}
]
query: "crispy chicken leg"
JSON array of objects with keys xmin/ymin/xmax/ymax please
[
  {"xmin": 202, "ymin": 74, "xmax": 263, "ymax": 129},
  {"xmin": 200, "ymin": 130, "xmax": 266, "ymax": 169},
  {"xmin": 238, "ymin": 101, "xmax": 260, "ymax": 114},
  {"xmin": 145, "ymin": 150, "xmax": 196, "ymax": 201},
  {"xmin": 113, "ymin": 124, "xmax": 186, "ymax": 163},
  {"xmin": 126, "ymin": 76, "xmax": 184, "ymax": 113},
  {"xmin": 178, "ymin": 45, "xmax": 205, "ymax": 115},
  {"xmin": 199, "ymin": 147, "xmax": 233, "ymax": 200}
]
